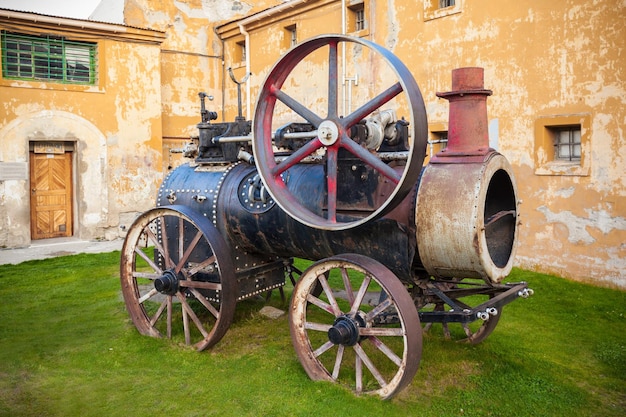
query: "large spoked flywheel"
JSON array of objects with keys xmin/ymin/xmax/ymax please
[
  {"xmin": 290, "ymin": 254, "xmax": 422, "ymax": 399},
  {"xmin": 120, "ymin": 205, "xmax": 237, "ymax": 351},
  {"xmin": 253, "ymin": 34, "xmax": 427, "ymax": 230}
]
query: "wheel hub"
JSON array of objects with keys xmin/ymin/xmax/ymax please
[
  {"xmin": 154, "ymin": 269, "xmax": 180, "ymax": 295},
  {"xmin": 317, "ymin": 120, "xmax": 339, "ymax": 146},
  {"xmin": 327, "ymin": 314, "xmax": 364, "ymax": 346}
]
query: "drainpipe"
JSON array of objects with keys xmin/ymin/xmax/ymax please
[
  {"xmin": 342, "ymin": 0, "xmax": 347, "ymax": 116},
  {"xmin": 236, "ymin": 0, "xmax": 310, "ymax": 120},
  {"xmin": 237, "ymin": 22, "xmax": 252, "ymax": 120}
]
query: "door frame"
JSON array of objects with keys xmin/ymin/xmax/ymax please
[{"xmin": 29, "ymin": 141, "xmax": 76, "ymax": 240}]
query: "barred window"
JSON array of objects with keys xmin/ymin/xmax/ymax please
[
  {"xmin": 553, "ymin": 127, "xmax": 581, "ymax": 161},
  {"xmin": 348, "ymin": 2, "xmax": 366, "ymax": 33},
  {"xmin": 439, "ymin": 0, "xmax": 456, "ymax": 8},
  {"xmin": 355, "ymin": 7, "xmax": 365, "ymax": 31},
  {"xmin": 1, "ymin": 31, "xmax": 97, "ymax": 85}
]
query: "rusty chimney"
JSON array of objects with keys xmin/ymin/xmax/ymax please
[{"xmin": 431, "ymin": 67, "xmax": 493, "ymax": 163}]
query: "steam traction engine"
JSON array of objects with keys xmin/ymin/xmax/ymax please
[{"xmin": 120, "ymin": 35, "xmax": 532, "ymax": 399}]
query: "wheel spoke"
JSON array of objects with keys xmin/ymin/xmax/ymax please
[
  {"xmin": 327, "ymin": 40, "xmax": 338, "ymax": 118},
  {"xmin": 359, "ymin": 327, "xmax": 404, "ymax": 337},
  {"xmin": 134, "ymin": 247, "xmax": 162, "ymax": 275},
  {"xmin": 326, "ymin": 146, "xmax": 338, "ymax": 222},
  {"xmin": 182, "ymin": 300, "xmax": 190, "ymax": 345},
  {"xmin": 166, "ymin": 296, "xmax": 172, "ymax": 338},
  {"xmin": 353, "ymin": 343, "xmax": 387, "ymax": 388},
  {"xmin": 340, "ymin": 135, "xmax": 402, "ymax": 184},
  {"xmin": 179, "ymin": 280, "xmax": 222, "ymax": 291},
  {"xmin": 332, "ymin": 344, "xmax": 345, "ymax": 379},
  {"xmin": 356, "ymin": 354, "xmax": 363, "ymax": 392},
  {"xmin": 138, "ymin": 288, "xmax": 158, "ymax": 304},
  {"xmin": 306, "ymin": 293, "xmax": 335, "ymax": 315},
  {"xmin": 313, "ymin": 340, "xmax": 335, "ymax": 358},
  {"xmin": 149, "ymin": 297, "xmax": 168, "ymax": 325},
  {"xmin": 368, "ymin": 336, "xmax": 403, "ymax": 367},
  {"xmin": 350, "ymin": 274, "xmax": 371, "ymax": 315},
  {"xmin": 364, "ymin": 298, "xmax": 393, "ymax": 322},
  {"xmin": 175, "ymin": 230, "xmax": 203, "ymax": 274},
  {"xmin": 159, "ymin": 216, "xmax": 173, "ymax": 269},
  {"xmin": 305, "ymin": 321, "xmax": 332, "ymax": 332},
  {"xmin": 462, "ymin": 322, "xmax": 473, "ymax": 338},
  {"xmin": 178, "ymin": 217, "xmax": 184, "ymax": 262},
  {"xmin": 318, "ymin": 273, "xmax": 342, "ymax": 316},
  {"xmin": 143, "ymin": 224, "xmax": 176, "ymax": 269},
  {"xmin": 189, "ymin": 288, "xmax": 220, "ymax": 319},
  {"xmin": 186, "ymin": 254, "xmax": 217, "ymax": 276},
  {"xmin": 341, "ymin": 82, "xmax": 403, "ymax": 129},
  {"xmin": 132, "ymin": 271, "xmax": 161, "ymax": 279},
  {"xmin": 340, "ymin": 268, "xmax": 355, "ymax": 305},
  {"xmin": 272, "ymin": 137, "xmax": 323, "ymax": 177},
  {"xmin": 272, "ymin": 86, "xmax": 323, "ymax": 127},
  {"xmin": 177, "ymin": 292, "xmax": 210, "ymax": 340}
]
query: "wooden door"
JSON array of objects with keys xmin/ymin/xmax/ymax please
[{"xmin": 29, "ymin": 151, "xmax": 73, "ymax": 239}]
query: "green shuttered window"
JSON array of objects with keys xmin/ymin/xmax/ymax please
[{"xmin": 1, "ymin": 31, "xmax": 97, "ymax": 85}]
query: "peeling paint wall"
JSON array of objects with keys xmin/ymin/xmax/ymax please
[
  {"xmin": 124, "ymin": 0, "xmax": 277, "ymax": 171},
  {"xmin": 0, "ymin": 14, "xmax": 165, "ymax": 247},
  {"xmin": 4, "ymin": 1, "xmax": 621, "ymax": 288},
  {"xmin": 213, "ymin": 0, "xmax": 625, "ymax": 288}
]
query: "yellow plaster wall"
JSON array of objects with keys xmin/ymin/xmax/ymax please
[
  {"xmin": 213, "ymin": 0, "xmax": 625, "ymax": 287},
  {"xmin": 0, "ymin": 16, "xmax": 165, "ymax": 245},
  {"xmin": 114, "ymin": 0, "xmax": 624, "ymax": 287},
  {"xmin": 124, "ymin": 0, "xmax": 281, "ymax": 173}
]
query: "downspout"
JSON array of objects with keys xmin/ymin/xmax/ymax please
[
  {"xmin": 213, "ymin": 25, "xmax": 226, "ymax": 121},
  {"xmin": 236, "ymin": 0, "xmax": 311, "ymax": 120},
  {"xmin": 342, "ymin": 0, "xmax": 346, "ymax": 116},
  {"xmin": 238, "ymin": 23, "xmax": 252, "ymax": 120}
]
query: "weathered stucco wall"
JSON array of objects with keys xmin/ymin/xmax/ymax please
[
  {"xmin": 124, "ymin": 0, "xmax": 279, "ymax": 171},
  {"xmin": 0, "ymin": 14, "xmax": 165, "ymax": 247},
  {"xmin": 3, "ymin": 1, "xmax": 621, "ymax": 288},
  {"xmin": 214, "ymin": 0, "xmax": 625, "ymax": 288}
]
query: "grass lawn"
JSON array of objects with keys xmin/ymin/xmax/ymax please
[{"xmin": 0, "ymin": 251, "xmax": 624, "ymax": 416}]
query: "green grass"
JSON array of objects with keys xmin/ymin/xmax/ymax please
[{"xmin": 0, "ymin": 252, "xmax": 624, "ymax": 416}]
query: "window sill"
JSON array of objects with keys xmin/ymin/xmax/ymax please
[
  {"xmin": 424, "ymin": 1, "xmax": 463, "ymax": 21},
  {"xmin": 348, "ymin": 28, "xmax": 370, "ymax": 38},
  {"xmin": 534, "ymin": 161, "xmax": 589, "ymax": 177},
  {"xmin": 1, "ymin": 78, "xmax": 104, "ymax": 93}
]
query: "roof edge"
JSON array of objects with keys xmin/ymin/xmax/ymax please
[{"xmin": 0, "ymin": 8, "xmax": 166, "ymax": 44}]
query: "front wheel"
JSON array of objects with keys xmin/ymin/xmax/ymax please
[{"xmin": 289, "ymin": 254, "xmax": 422, "ymax": 399}]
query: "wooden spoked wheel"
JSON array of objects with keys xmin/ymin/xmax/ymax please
[
  {"xmin": 289, "ymin": 254, "xmax": 422, "ymax": 399},
  {"xmin": 120, "ymin": 205, "xmax": 237, "ymax": 351},
  {"xmin": 253, "ymin": 34, "xmax": 428, "ymax": 230}
]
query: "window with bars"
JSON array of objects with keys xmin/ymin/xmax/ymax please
[
  {"xmin": 534, "ymin": 114, "xmax": 590, "ymax": 176},
  {"xmin": 236, "ymin": 40, "xmax": 246, "ymax": 62},
  {"xmin": 355, "ymin": 7, "xmax": 365, "ymax": 31},
  {"xmin": 1, "ymin": 31, "xmax": 97, "ymax": 85},
  {"xmin": 348, "ymin": 2, "xmax": 366, "ymax": 33},
  {"xmin": 285, "ymin": 24, "xmax": 297, "ymax": 48},
  {"xmin": 425, "ymin": 0, "xmax": 462, "ymax": 20},
  {"xmin": 553, "ymin": 127, "xmax": 581, "ymax": 161}
]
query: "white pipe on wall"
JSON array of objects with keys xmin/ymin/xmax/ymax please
[{"xmin": 236, "ymin": 0, "xmax": 311, "ymax": 120}]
